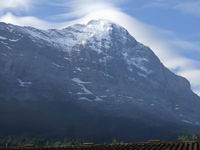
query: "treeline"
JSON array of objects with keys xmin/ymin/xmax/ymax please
[
  {"xmin": 178, "ymin": 133, "xmax": 200, "ymax": 142},
  {"xmin": 0, "ymin": 133, "xmax": 200, "ymax": 147},
  {"xmin": 0, "ymin": 136, "xmax": 84, "ymax": 147},
  {"xmin": 0, "ymin": 136, "xmax": 123, "ymax": 147}
]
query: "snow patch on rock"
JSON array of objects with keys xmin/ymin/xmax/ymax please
[{"xmin": 17, "ymin": 79, "xmax": 32, "ymax": 87}]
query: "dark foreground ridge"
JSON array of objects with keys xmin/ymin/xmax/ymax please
[{"xmin": 2, "ymin": 141, "xmax": 200, "ymax": 150}]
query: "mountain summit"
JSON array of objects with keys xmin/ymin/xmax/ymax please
[{"xmin": 0, "ymin": 20, "xmax": 200, "ymax": 141}]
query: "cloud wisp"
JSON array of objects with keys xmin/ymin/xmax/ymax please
[
  {"xmin": 142, "ymin": 0, "xmax": 200, "ymax": 18},
  {"xmin": 0, "ymin": 12, "xmax": 55, "ymax": 29},
  {"xmin": 0, "ymin": 0, "xmax": 32, "ymax": 11},
  {"xmin": 175, "ymin": 1, "xmax": 200, "ymax": 17}
]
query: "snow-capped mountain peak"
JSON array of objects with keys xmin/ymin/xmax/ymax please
[
  {"xmin": 87, "ymin": 19, "xmax": 114, "ymax": 32},
  {"xmin": 1, "ymin": 20, "xmax": 200, "ymax": 139},
  {"xmin": 19, "ymin": 20, "xmax": 115, "ymax": 52},
  {"xmin": 2, "ymin": 19, "xmax": 129, "ymax": 53}
]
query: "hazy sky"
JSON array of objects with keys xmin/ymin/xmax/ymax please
[{"xmin": 0, "ymin": 0, "xmax": 200, "ymax": 95}]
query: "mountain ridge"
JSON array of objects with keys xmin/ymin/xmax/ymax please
[{"xmin": 0, "ymin": 20, "xmax": 200, "ymax": 141}]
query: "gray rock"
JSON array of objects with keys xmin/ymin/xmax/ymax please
[{"xmin": 0, "ymin": 20, "xmax": 200, "ymax": 141}]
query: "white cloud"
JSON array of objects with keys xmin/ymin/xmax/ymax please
[
  {"xmin": 0, "ymin": 0, "xmax": 31, "ymax": 10},
  {"xmin": 179, "ymin": 69, "xmax": 200, "ymax": 95},
  {"xmin": 52, "ymin": 0, "xmax": 123, "ymax": 20},
  {"xmin": 143, "ymin": 0, "xmax": 200, "ymax": 17},
  {"xmin": 0, "ymin": 13, "xmax": 53, "ymax": 29},
  {"xmin": 175, "ymin": 1, "xmax": 200, "ymax": 17}
]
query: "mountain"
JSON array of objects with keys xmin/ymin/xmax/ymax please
[{"xmin": 0, "ymin": 20, "xmax": 200, "ymax": 142}]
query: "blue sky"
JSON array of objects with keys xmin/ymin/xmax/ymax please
[{"xmin": 0, "ymin": 0, "xmax": 200, "ymax": 95}]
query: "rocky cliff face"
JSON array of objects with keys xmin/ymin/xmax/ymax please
[{"xmin": 0, "ymin": 20, "xmax": 200, "ymax": 141}]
